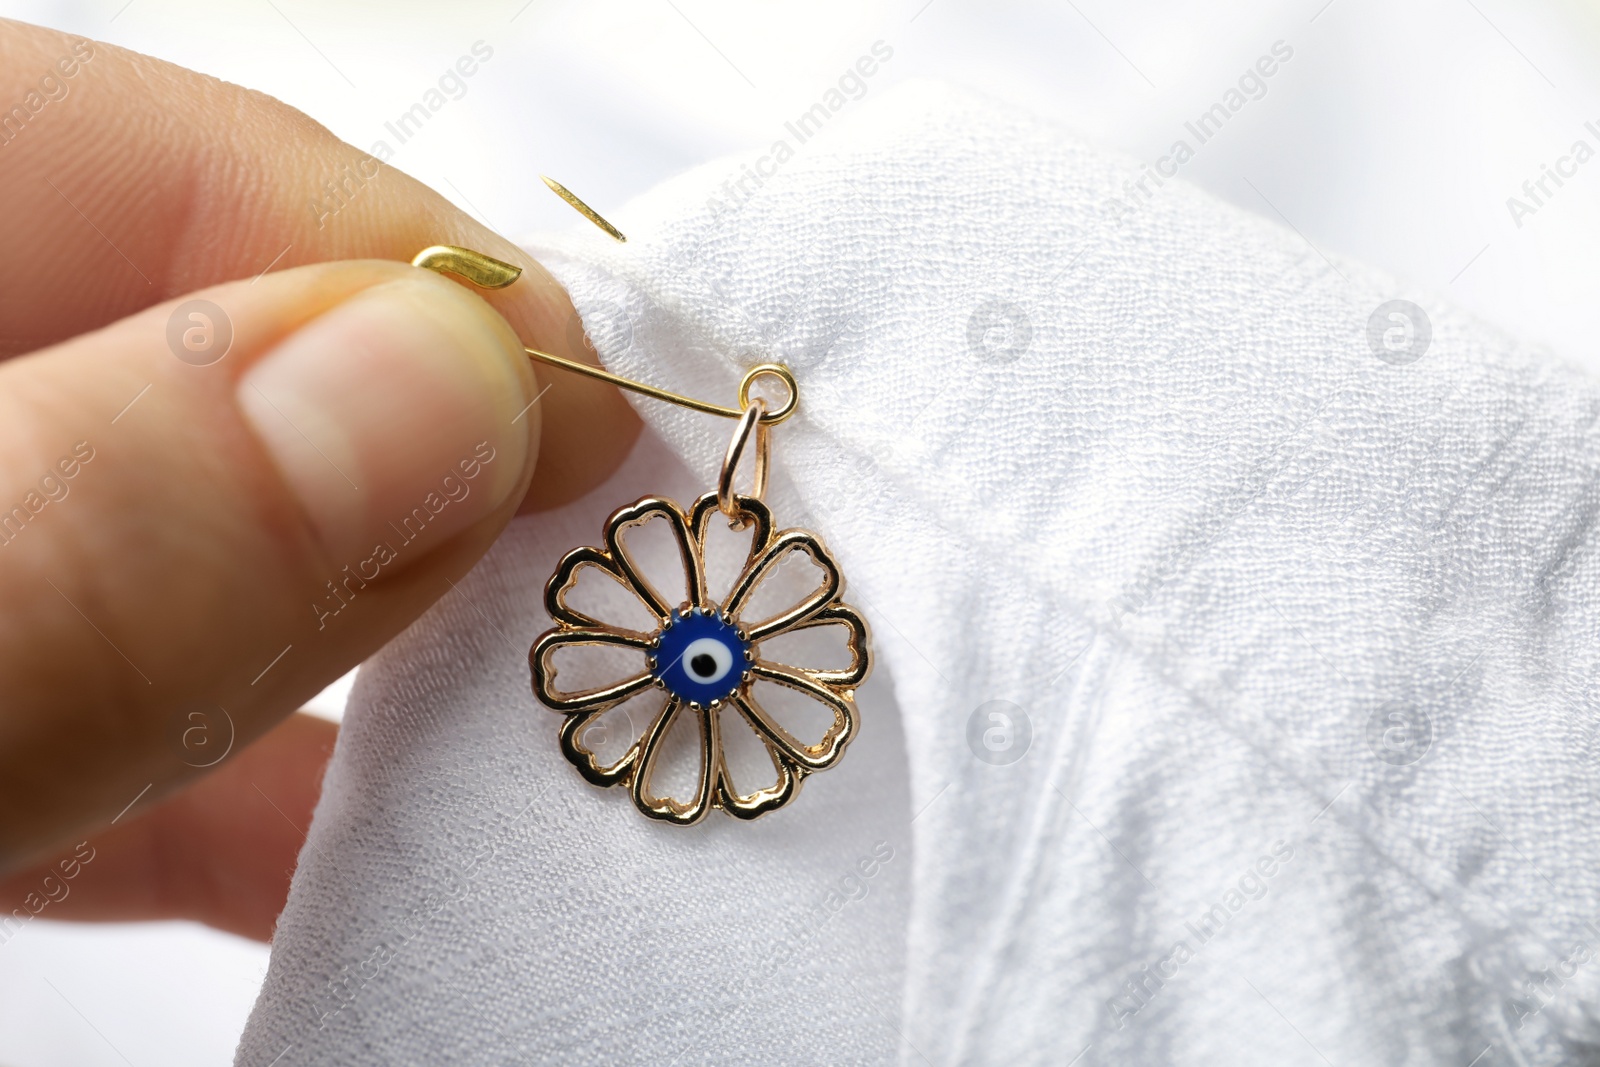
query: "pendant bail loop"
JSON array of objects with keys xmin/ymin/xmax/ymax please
[{"xmin": 718, "ymin": 398, "xmax": 769, "ymax": 521}]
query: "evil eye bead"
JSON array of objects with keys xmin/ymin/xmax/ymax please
[
  {"xmin": 681, "ymin": 637, "xmax": 735, "ymax": 686},
  {"xmin": 651, "ymin": 608, "xmax": 750, "ymax": 706}
]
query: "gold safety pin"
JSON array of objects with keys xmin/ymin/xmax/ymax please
[{"xmin": 415, "ymin": 179, "xmax": 796, "ymax": 425}]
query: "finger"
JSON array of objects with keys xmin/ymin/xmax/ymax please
[
  {"xmin": 0, "ymin": 18, "xmax": 640, "ymax": 510},
  {"xmin": 0, "ymin": 713, "xmax": 338, "ymax": 942},
  {"xmin": 0, "ymin": 258, "xmax": 534, "ymax": 869}
]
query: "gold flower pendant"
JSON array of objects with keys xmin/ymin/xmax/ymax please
[
  {"xmin": 529, "ymin": 396, "xmax": 872, "ymax": 825},
  {"xmin": 401, "ymin": 246, "xmax": 869, "ymax": 824}
]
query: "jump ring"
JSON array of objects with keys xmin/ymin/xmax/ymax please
[
  {"xmin": 718, "ymin": 398, "xmax": 769, "ymax": 519},
  {"xmin": 738, "ymin": 363, "xmax": 797, "ymax": 424}
]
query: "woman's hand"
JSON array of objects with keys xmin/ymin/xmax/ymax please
[{"xmin": 0, "ymin": 18, "xmax": 640, "ymax": 940}]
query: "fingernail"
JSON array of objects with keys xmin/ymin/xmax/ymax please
[{"xmin": 238, "ymin": 273, "xmax": 533, "ymax": 565}]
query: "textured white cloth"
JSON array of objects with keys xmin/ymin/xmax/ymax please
[{"xmin": 240, "ymin": 81, "xmax": 1600, "ymax": 1065}]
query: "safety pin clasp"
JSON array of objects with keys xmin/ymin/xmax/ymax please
[{"xmin": 412, "ymin": 245, "xmax": 524, "ymax": 289}]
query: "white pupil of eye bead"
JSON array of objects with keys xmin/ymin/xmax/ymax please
[{"xmin": 681, "ymin": 637, "xmax": 734, "ymax": 683}]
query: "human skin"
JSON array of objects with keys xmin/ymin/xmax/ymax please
[{"xmin": 0, "ymin": 18, "xmax": 641, "ymax": 940}]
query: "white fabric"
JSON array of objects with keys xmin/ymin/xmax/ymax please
[{"xmin": 240, "ymin": 80, "xmax": 1600, "ymax": 1065}]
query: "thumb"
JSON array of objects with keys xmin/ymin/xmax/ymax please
[{"xmin": 0, "ymin": 259, "xmax": 536, "ymax": 868}]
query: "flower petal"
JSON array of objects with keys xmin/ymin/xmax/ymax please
[
  {"xmin": 735, "ymin": 663, "xmax": 858, "ymax": 772},
  {"xmin": 604, "ymin": 497, "xmax": 706, "ymax": 620},
  {"xmin": 559, "ymin": 689, "xmax": 662, "ymax": 787},
  {"xmin": 529, "ymin": 627, "xmax": 654, "ymax": 713},
  {"xmin": 689, "ymin": 492, "xmax": 774, "ymax": 602},
  {"xmin": 754, "ymin": 603, "xmax": 872, "ymax": 689},
  {"xmin": 630, "ymin": 697, "xmax": 717, "ymax": 824},
  {"xmin": 544, "ymin": 545, "xmax": 656, "ymax": 637},
  {"xmin": 724, "ymin": 529, "xmax": 842, "ymax": 641},
  {"xmin": 715, "ymin": 702, "xmax": 802, "ymax": 820}
]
